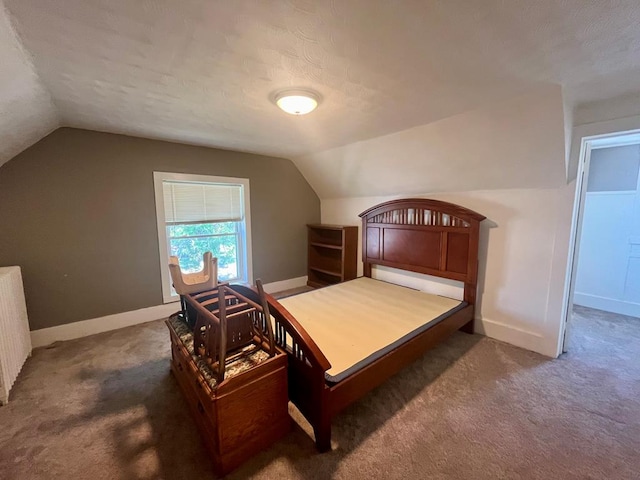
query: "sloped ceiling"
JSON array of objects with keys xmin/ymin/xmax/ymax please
[
  {"xmin": 2, "ymin": 0, "xmax": 640, "ymax": 183},
  {"xmin": 0, "ymin": 2, "xmax": 58, "ymax": 168},
  {"xmin": 294, "ymin": 85, "xmax": 568, "ymax": 199}
]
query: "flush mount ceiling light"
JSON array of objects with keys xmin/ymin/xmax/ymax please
[{"xmin": 272, "ymin": 89, "xmax": 321, "ymax": 115}]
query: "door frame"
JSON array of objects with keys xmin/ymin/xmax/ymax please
[{"xmin": 560, "ymin": 129, "xmax": 640, "ymax": 352}]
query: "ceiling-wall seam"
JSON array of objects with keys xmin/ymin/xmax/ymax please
[{"xmin": 1, "ymin": 0, "xmax": 61, "ymax": 125}]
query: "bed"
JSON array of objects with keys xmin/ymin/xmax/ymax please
[{"xmin": 263, "ymin": 198, "xmax": 486, "ymax": 451}]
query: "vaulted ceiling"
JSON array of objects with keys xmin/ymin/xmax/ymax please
[
  {"xmin": 0, "ymin": 2, "xmax": 57, "ymax": 165},
  {"xmin": 2, "ymin": 0, "xmax": 640, "ymax": 170}
]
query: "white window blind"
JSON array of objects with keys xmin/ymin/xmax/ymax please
[{"xmin": 162, "ymin": 181, "xmax": 243, "ymax": 224}]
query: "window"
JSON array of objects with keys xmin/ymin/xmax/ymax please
[
  {"xmin": 587, "ymin": 144, "xmax": 640, "ymax": 192},
  {"xmin": 153, "ymin": 172, "xmax": 252, "ymax": 303}
]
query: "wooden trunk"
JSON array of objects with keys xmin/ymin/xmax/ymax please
[{"xmin": 167, "ymin": 321, "xmax": 290, "ymax": 475}]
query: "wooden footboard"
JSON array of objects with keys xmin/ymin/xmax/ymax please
[{"xmin": 264, "ymin": 293, "xmax": 334, "ymax": 451}]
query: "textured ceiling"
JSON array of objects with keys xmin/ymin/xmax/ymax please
[
  {"xmin": 294, "ymin": 85, "xmax": 568, "ymax": 199},
  {"xmin": 0, "ymin": 2, "xmax": 58, "ymax": 168},
  {"xmin": 2, "ymin": 0, "xmax": 640, "ymax": 164}
]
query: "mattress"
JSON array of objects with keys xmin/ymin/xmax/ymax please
[{"xmin": 278, "ymin": 277, "xmax": 466, "ymax": 383}]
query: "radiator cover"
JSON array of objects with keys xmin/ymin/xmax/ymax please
[{"xmin": 0, "ymin": 267, "xmax": 32, "ymax": 405}]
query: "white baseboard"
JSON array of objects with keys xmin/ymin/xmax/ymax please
[
  {"xmin": 475, "ymin": 317, "xmax": 557, "ymax": 358},
  {"xmin": 30, "ymin": 276, "xmax": 308, "ymax": 348},
  {"xmin": 573, "ymin": 292, "xmax": 640, "ymax": 318},
  {"xmin": 262, "ymin": 276, "xmax": 308, "ymax": 294},
  {"xmin": 31, "ymin": 302, "xmax": 180, "ymax": 348}
]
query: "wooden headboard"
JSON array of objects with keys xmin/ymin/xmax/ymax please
[{"xmin": 359, "ymin": 198, "xmax": 486, "ymax": 304}]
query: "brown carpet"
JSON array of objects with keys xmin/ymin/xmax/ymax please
[{"xmin": 0, "ymin": 305, "xmax": 638, "ymax": 479}]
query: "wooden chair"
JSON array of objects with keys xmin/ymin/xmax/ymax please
[{"xmin": 168, "ymin": 251, "xmax": 218, "ymax": 328}]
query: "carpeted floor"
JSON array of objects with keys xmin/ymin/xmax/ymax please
[{"xmin": 0, "ymin": 305, "xmax": 638, "ymax": 479}]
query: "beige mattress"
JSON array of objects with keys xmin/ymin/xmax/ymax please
[{"xmin": 278, "ymin": 277, "xmax": 466, "ymax": 383}]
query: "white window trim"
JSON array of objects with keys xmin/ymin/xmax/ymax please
[{"xmin": 153, "ymin": 171, "xmax": 253, "ymax": 304}]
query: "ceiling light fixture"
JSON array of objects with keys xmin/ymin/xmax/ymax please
[{"xmin": 273, "ymin": 89, "xmax": 320, "ymax": 115}]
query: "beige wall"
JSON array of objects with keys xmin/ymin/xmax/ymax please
[{"xmin": 0, "ymin": 128, "xmax": 320, "ymax": 330}]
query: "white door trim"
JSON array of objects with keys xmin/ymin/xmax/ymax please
[{"xmin": 560, "ymin": 128, "xmax": 640, "ymax": 353}]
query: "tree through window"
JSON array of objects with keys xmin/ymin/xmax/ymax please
[{"xmin": 153, "ymin": 172, "xmax": 252, "ymax": 303}]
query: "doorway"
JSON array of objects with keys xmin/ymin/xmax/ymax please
[{"xmin": 563, "ymin": 131, "xmax": 640, "ymax": 351}]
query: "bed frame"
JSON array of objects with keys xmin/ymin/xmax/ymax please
[{"xmin": 265, "ymin": 198, "xmax": 486, "ymax": 451}]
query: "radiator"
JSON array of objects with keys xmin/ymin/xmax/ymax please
[{"xmin": 0, "ymin": 267, "xmax": 32, "ymax": 405}]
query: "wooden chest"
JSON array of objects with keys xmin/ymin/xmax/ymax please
[{"xmin": 167, "ymin": 320, "xmax": 290, "ymax": 475}]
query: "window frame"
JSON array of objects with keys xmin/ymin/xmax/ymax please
[{"xmin": 153, "ymin": 171, "xmax": 253, "ymax": 304}]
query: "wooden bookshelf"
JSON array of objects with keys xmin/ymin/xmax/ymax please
[{"xmin": 307, "ymin": 224, "xmax": 358, "ymax": 288}]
